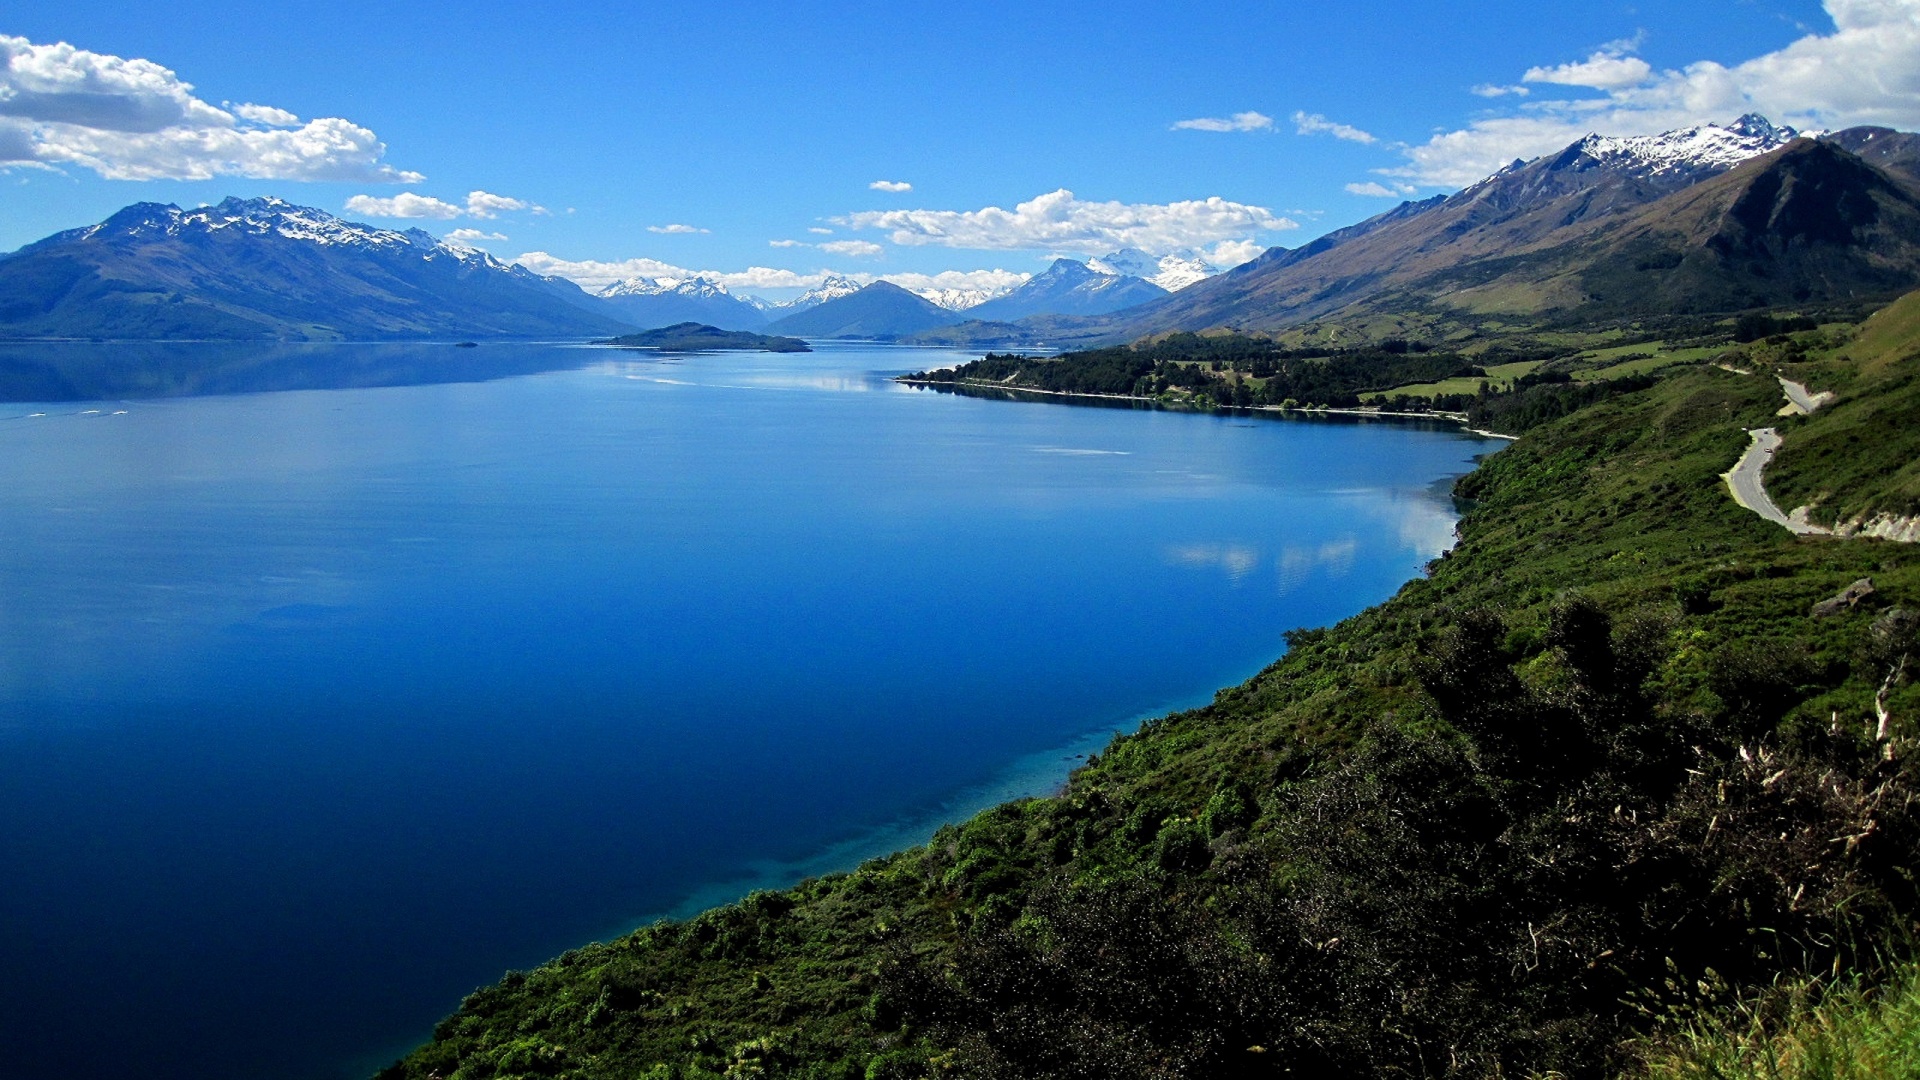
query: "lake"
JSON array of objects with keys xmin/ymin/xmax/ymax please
[{"xmin": 0, "ymin": 340, "xmax": 1499, "ymax": 1080}]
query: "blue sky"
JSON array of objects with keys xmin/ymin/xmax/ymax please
[{"xmin": 4, "ymin": 0, "xmax": 1914, "ymax": 297}]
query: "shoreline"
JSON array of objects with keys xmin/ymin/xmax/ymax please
[{"xmin": 897, "ymin": 377, "xmax": 1517, "ymax": 439}]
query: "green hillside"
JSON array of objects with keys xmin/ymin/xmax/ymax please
[{"xmin": 379, "ymin": 297, "xmax": 1920, "ymax": 1080}]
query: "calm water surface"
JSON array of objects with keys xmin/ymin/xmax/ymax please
[{"xmin": 0, "ymin": 341, "xmax": 1499, "ymax": 1080}]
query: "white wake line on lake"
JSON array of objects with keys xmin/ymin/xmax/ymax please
[
  {"xmin": 623, "ymin": 375, "xmax": 804, "ymax": 392},
  {"xmin": 1033, "ymin": 446, "xmax": 1131, "ymax": 456}
]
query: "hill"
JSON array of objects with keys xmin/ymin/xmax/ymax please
[
  {"xmin": 763, "ymin": 281, "xmax": 957, "ymax": 339},
  {"xmin": 377, "ymin": 296, "xmax": 1920, "ymax": 1080},
  {"xmin": 0, "ymin": 197, "xmax": 634, "ymax": 341},
  {"xmin": 601, "ymin": 323, "xmax": 810, "ymax": 352}
]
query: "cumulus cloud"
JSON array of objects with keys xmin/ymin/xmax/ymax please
[
  {"xmin": 768, "ymin": 239, "xmax": 806, "ymax": 248},
  {"xmin": 1292, "ymin": 111, "xmax": 1377, "ymax": 143},
  {"xmin": 818, "ymin": 239, "xmax": 884, "ymax": 257},
  {"xmin": 807, "ymin": 226, "xmax": 834, "ymax": 235},
  {"xmin": 445, "ymin": 228, "xmax": 507, "ymax": 244},
  {"xmin": 837, "ymin": 188, "xmax": 1295, "ymax": 258},
  {"xmin": 1470, "ymin": 84, "xmax": 1530, "ymax": 98},
  {"xmin": 1345, "ymin": 181, "xmax": 1416, "ymax": 197},
  {"xmin": 0, "ymin": 34, "xmax": 421, "ymax": 181},
  {"xmin": 1395, "ymin": 0, "xmax": 1920, "ymax": 187},
  {"xmin": 345, "ymin": 192, "xmax": 462, "ymax": 219},
  {"xmin": 344, "ymin": 189, "xmax": 543, "ymax": 221},
  {"xmin": 647, "ymin": 223, "xmax": 708, "ymax": 234},
  {"xmin": 869, "ymin": 179, "xmax": 912, "ymax": 192},
  {"xmin": 1523, "ymin": 48, "xmax": 1654, "ymax": 91},
  {"xmin": 229, "ymin": 102, "xmax": 300, "ymax": 127},
  {"xmin": 464, "ymin": 189, "xmax": 538, "ymax": 218},
  {"xmin": 1203, "ymin": 238, "xmax": 1269, "ymax": 268},
  {"xmin": 1172, "ymin": 110, "xmax": 1274, "ymax": 132}
]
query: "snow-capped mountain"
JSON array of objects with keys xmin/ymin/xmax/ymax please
[
  {"xmin": 777, "ymin": 274, "xmax": 864, "ymax": 313},
  {"xmin": 600, "ymin": 274, "xmax": 734, "ymax": 300},
  {"xmin": 0, "ymin": 196, "xmax": 631, "ymax": 340},
  {"xmin": 1088, "ymin": 248, "xmax": 1220, "ymax": 291},
  {"xmin": 1481, "ymin": 114, "xmax": 1804, "ymax": 188},
  {"xmin": 914, "ymin": 286, "xmax": 1010, "ymax": 311},
  {"xmin": 594, "ymin": 274, "xmax": 768, "ymax": 330},
  {"xmin": 68, "ymin": 195, "xmax": 430, "ymax": 253},
  {"xmin": 965, "ymin": 258, "xmax": 1169, "ymax": 322}
]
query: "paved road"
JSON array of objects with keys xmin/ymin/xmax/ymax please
[
  {"xmin": 1778, "ymin": 376, "xmax": 1835, "ymax": 415},
  {"xmin": 1724, "ymin": 427, "xmax": 1827, "ymax": 534}
]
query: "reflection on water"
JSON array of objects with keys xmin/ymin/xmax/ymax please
[{"xmin": 0, "ymin": 340, "xmax": 601, "ymax": 402}]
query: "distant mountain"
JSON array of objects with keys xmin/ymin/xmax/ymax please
[
  {"xmin": 965, "ymin": 258, "xmax": 1168, "ymax": 322},
  {"xmin": 1823, "ymin": 126, "xmax": 1920, "ymax": 185},
  {"xmin": 596, "ymin": 275, "xmax": 769, "ymax": 330},
  {"xmin": 916, "ymin": 285, "xmax": 1012, "ymax": 311},
  {"xmin": 0, "ymin": 197, "xmax": 634, "ymax": 341},
  {"xmin": 749, "ymin": 274, "xmax": 864, "ymax": 317},
  {"xmin": 763, "ymin": 280, "xmax": 957, "ymax": 339},
  {"xmin": 1088, "ymin": 248, "xmax": 1219, "ymax": 291}
]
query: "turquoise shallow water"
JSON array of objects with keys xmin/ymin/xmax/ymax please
[{"xmin": 0, "ymin": 341, "xmax": 1498, "ymax": 1080}]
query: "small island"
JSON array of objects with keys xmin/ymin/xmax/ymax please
[{"xmin": 598, "ymin": 322, "xmax": 812, "ymax": 352}]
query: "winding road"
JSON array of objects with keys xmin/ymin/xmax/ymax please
[{"xmin": 1723, "ymin": 427, "xmax": 1827, "ymax": 534}]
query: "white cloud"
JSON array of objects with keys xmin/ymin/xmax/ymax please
[
  {"xmin": 807, "ymin": 226, "xmax": 834, "ymax": 235},
  {"xmin": 647, "ymin": 223, "xmax": 708, "ymax": 234},
  {"xmin": 1396, "ymin": 0, "xmax": 1920, "ymax": 187},
  {"xmin": 869, "ymin": 179, "xmax": 912, "ymax": 192},
  {"xmin": 1172, "ymin": 110, "xmax": 1274, "ymax": 132},
  {"xmin": 0, "ymin": 34, "xmax": 421, "ymax": 182},
  {"xmin": 768, "ymin": 239, "xmax": 806, "ymax": 247},
  {"xmin": 344, "ymin": 188, "xmax": 543, "ymax": 222},
  {"xmin": 1523, "ymin": 49, "xmax": 1654, "ymax": 91},
  {"xmin": 345, "ymin": 192, "xmax": 463, "ymax": 219},
  {"xmin": 1203, "ymin": 239, "xmax": 1268, "ymax": 268},
  {"xmin": 1292, "ymin": 111, "xmax": 1377, "ymax": 144},
  {"xmin": 445, "ymin": 228, "xmax": 507, "ymax": 244},
  {"xmin": 838, "ymin": 188, "xmax": 1295, "ymax": 258},
  {"xmin": 230, "ymin": 102, "xmax": 300, "ymax": 127},
  {"xmin": 818, "ymin": 239, "xmax": 884, "ymax": 257},
  {"xmin": 464, "ymin": 189, "xmax": 537, "ymax": 218},
  {"xmin": 1345, "ymin": 181, "xmax": 1415, "ymax": 197},
  {"xmin": 1470, "ymin": 84, "xmax": 1530, "ymax": 98}
]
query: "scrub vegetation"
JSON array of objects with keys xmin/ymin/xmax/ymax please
[{"xmin": 382, "ymin": 294, "xmax": 1920, "ymax": 1080}]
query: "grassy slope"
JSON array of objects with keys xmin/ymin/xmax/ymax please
[
  {"xmin": 1767, "ymin": 292, "xmax": 1920, "ymax": 525},
  {"xmin": 379, "ymin": 303, "xmax": 1920, "ymax": 1080},
  {"xmin": 1639, "ymin": 958, "xmax": 1920, "ymax": 1079}
]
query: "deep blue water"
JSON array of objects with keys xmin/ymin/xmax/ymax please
[{"xmin": 0, "ymin": 341, "xmax": 1498, "ymax": 1080}]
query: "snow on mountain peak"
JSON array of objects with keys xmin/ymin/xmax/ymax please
[
  {"xmin": 1569, "ymin": 114, "xmax": 1802, "ymax": 179},
  {"xmin": 1088, "ymin": 247, "xmax": 1219, "ymax": 291},
  {"xmin": 599, "ymin": 275, "xmax": 735, "ymax": 300},
  {"xmin": 87, "ymin": 196, "xmax": 436, "ymax": 256}
]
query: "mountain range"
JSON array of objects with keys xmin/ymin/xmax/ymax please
[
  {"xmin": 6, "ymin": 116, "xmax": 1918, "ymax": 344},
  {"xmin": 0, "ymin": 197, "xmax": 634, "ymax": 341},
  {"xmin": 914, "ymin": 115, "xmax": 1920, "ymax": 347}
]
